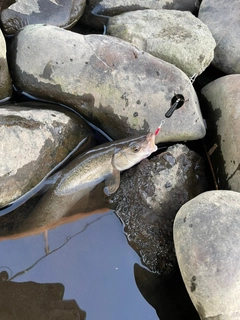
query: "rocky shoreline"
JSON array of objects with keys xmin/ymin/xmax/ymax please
[{"xmin": 0, "ymin": 1, "xmax": 240, "ymax": 319}]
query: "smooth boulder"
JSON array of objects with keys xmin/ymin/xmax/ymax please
[
  {"xmin": 8, "ymin": 24, "xmax": 206, "ymax": 143},
  {"xmin": 108, "ymin": 9, "xmax": 216, "ymax": 76},
  {"xmin": 112, "ymin": 143, "xmax": 207, "ymax": 274},
  {"xmin": 198, "ymin": 0, "xmax": 240, "ymax": 74},
  {"xmin": 174, "ymin": 190, "xmax": 240, "ymax": 319},
  {"xmin": 0, "ymin": 103, "xmax": 93, "ymax": 208},
  {"xmin": 201, "ymin": 74, "xmax": 240, "ymax": 191}
]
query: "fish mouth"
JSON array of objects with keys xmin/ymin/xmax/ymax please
[
  {"xmin": 147, "ymin": 132, "xmax": 158, "ymax": 150},
  {"xmin": 145, "ymin": 132, "xmax": 158, "ymax": 156}
]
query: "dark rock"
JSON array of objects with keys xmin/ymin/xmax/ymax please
[
  {"xmin": 174, "ymin": 190, "xmax": 240, "ymax": 319},
  {"xmin": 111, "ymin": 144, "xmax": 207, "ymax": 274},
  {"xmin": 1, "ymin": 0, "xmax": 86, "ymax": 35}
]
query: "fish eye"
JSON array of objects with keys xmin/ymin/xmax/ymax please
[{"xmin": 130, "ymin": 144, "xmax": 140, "ymax": 152}]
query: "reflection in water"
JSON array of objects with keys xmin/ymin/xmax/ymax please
[
  {"xmin": 0, "ymin": 214, "xmax": 114, "ymax": 320},
  {"xmin": 0, "ymin": 276, "xmax": 86, "ymax": 320},
  {"xmin": 0, "ymin": 181, "xmax": 199, "ymax": 319},
  {"xmin": 0, "ymin": 210, "xmax": 159, "ymax": 319},
  {"xmin": 8, "ymin": 213, "xmax": 111, "ymax": 281}
]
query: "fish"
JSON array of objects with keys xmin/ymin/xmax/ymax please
[{"xmin": 28, "ymin": 132, "xmax": 157, "ymax": 224}]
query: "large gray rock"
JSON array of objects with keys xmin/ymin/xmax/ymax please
[
  {"xmin": 0, "ymin": 28, "xmax": 12, "ymax": 100},
  {"xmin": 201, "ymin": 74, "xmax": 240, "ymax": 191},
  {"xmin": 112, "ymin": 143, "xmax": 207, "ymax": 274},
  {"xmin": 8, "ymin": 24, "xmax": 206, "ymax": 144},
  {"xmin": 0, "ymin": 103, "xmax": 93, "ymax": 208},
  {"xmin": 174, "ymin": 190, "xmax": 240, "ymax": 320},
  {"xmin": 80, "ymin": 0, "xmax": 201, "ymax": 30},
  {"xmin": 107, "ymin": 9, "xmax": 216, "ymax": 76},
  {"xmin": 198, "ymin": 0, "xmax": 240, "ymax": 74},
  {"xmin": 1, "ymin": 0, "xmax": 86, "ymax": 35}
]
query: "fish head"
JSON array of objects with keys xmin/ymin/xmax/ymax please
[{"xmin": 112, "ymin": 132, "xmax": 157, "ymax": 171}]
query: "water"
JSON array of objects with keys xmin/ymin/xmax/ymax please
[{"xmin": 0, "ymin": 210, "xmax": 159, "ymax": 319}]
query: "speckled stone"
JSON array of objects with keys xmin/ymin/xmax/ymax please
[
  {"xmin": 0, "ymin": 102, "xmax": 93, "ymax": 207},
  {"xmin": 201, "ymin": 74, "xmax": 240, "ymax": 191},
  {"xmin": 8, "ymin": 24, "xmax": 206, "ymax": 144},
  {"xmin": 107, "ymin": 9, "xmax": 216, "ymax": 76},
  {"xmin": 80, "ymin": 0, "xmax": 200, "ymax": 30},
  {"xmin": 198, "ymin": 0, "xmax": 240, "ymax": 74},
  {"xmin": 174, "ymin": 190, "xmax": 240, "ymax": 320}
]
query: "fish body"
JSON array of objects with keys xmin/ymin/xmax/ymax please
[{"xmin": 30, "ymin": 133, "xmax": 157, "ymax": 223}]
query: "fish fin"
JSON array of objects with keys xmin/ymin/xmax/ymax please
[{"xmin": 104, "ymin": 169, "xmax": 120, "ymax": 196}]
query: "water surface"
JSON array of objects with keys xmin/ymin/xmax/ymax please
[{"xmin": 0, "ymin": 210, "xmax": 159, "ymax": 319}]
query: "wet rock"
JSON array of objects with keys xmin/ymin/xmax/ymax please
[
  {"xmin": 198, "ymin": 0, "xmax": 240, "ymax": 74},
  {"xmin": 201, "ymin": 74, "xmax": 240, "ymax": 191},
  {"xmin": 107, "ymin": 9, "xmax": 216, "ymax": 77},
  {"xmin": 80, "ymin": 0, "xmax": 201, "ymax": 31},
  {"xmin": 1, "ymin": 0, "xmax": 86, "ymax": 35},
  {"xmin": 111, "ymin": 144, "xmax": 207, "ymax": 274},
  {"xmin": 173, "ymin": 190, "xmax": 240, "ymax": 320},
  {"xmin": 0, "ymin": 28, "xmax": 12, "ymax": 100},
  {"xmin": 0, "ymin": 102, "xmax": 94, "ymax": 208},
  {"xmin": 8, "ymin": 24, "xmax": 206, "ymax": 144}
]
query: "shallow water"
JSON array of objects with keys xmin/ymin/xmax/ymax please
[
  {"xmin": 0, "ymin": 202, "xmax": 202, "ymax": 320},
  {"xmin": 0, "ymin": 210, "xmax": 160, "ymax": 319}
]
